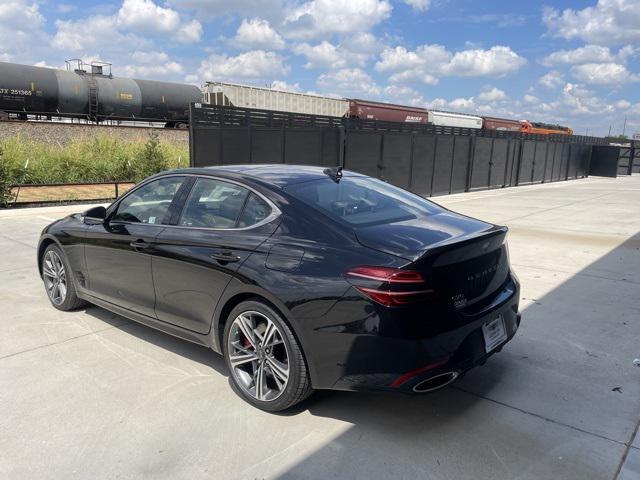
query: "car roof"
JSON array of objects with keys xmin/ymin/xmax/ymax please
[{"xmin": 166, "ymin": 164, "xmax": 365, "ymax": 188}]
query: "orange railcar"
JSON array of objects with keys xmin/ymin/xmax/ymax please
[{"xmin": 520, "ymin": 121, "xmax": 573, "ymax": 136}]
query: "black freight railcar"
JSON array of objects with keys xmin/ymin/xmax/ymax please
[{"xmin": 0, "ymin": 61, "xmax": 202, "ymax": 127}]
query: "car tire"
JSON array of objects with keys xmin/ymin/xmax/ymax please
[
  {"xmin": 223, "ymin": 300, "xmax": 312, "ymax": 412},
  {"xmin": 41, "ymin": 244, "xmax": 87, "ymax": 311}
]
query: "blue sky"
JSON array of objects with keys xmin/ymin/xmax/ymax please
[{"xmin": 1, "ymin": 0, "xmax": 639, "ymax": 136}]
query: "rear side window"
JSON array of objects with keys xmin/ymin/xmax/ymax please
[
  {"xmin": 180, "ymin": 178, "xmax": 249, "ymax": 228},
  {"xmin": 112, "ymin": 176, "xmax": 184, "ymax": 225},
  {"xmin": 285, "ymin": 176, "xmax": 443, "ymax": 226},
  {"xmin": 238, "ymin": 193, "xmax": 271, "ymax": 227}
]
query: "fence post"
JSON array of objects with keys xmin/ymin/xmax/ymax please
[
  {"xmin": 514, "ymin": 139, "xmax": 523, "ymax": 186},
  {"xmin": 408, "ymin": 133, "xmax": 416, "ymax": 192},
  {"xmin": 115, "ymin": 181, "xmax": 119, "ymax": 198},
  {"xmin": 338, "ymin": 123, "xmax": 346, "ymax": 168},
  {"xmin": 465, "ymin": 135, "xmax": 475, "ymax": 192}
]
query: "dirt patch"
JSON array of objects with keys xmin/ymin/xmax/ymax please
[{"xmin": 11, "ymin": 183, "xmax": 135, "ymax": 204}]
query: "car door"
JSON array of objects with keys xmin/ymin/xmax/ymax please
[
  {"xmin": 151, "ymin": 177, "xmax": 280, "ymax": 334},
  {"xmin": 83, "ymin": 175, "xmax": 187, "ymax": 318}
]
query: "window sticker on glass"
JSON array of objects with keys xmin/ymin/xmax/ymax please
[{"xmin": 148, "ymin": 216, "xmax": 156, "ymax": 224}]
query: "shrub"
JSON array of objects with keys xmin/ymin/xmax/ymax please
[
  {"xmin": 0, "ymin": 145, "xmax": 14, "ymax": 207},
  {"xmin": 0, "ymin": 131, "xmax": 189, "ymax": 186}
]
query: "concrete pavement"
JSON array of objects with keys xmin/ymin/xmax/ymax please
[{"xmin": 1, "ymin": 175, "xmax": 639, "ymax": 479}]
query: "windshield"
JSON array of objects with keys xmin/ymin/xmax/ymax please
[{"xmin": 285, "ymin": 175, "xmax": 444, "ymax": 226}]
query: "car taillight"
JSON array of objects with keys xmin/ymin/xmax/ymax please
[{"xmin": 344, "ymin": 266, "xmax": 434, "ymax": 307}]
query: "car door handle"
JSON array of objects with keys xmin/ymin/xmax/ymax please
[
  {"xmin": 130, "ymin": 239, "xmax": 151, "ymax": 251},
  {"xmin": 210, "ymin": 251, "xmax": 241, "ymax": 263}
]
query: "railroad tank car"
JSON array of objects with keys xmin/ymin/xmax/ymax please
[
  {"xmin": 347, "ymin": 99, "xmax": 429, "ymax": 123},
  {"xmin": 0, "ymin": 61, "xmax": 202, "ymax": 126},
  {"xmin": 205, "ymin": 81, "xmax": 349, "ymax": 117},
  {"xmin": 482, "ymin": 116, "xmax": 522, "ymax": 132},
  {"xmin": 429, "ymin": 111, "xmax": 482, "ymax": 129}
]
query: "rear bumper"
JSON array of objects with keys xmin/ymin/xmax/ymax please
[{"xmin": 324, "ymin": 277, "xmax": 521, "ymax": 393}]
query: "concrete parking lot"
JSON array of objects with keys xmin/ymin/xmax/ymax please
[{"xmin": 1, "ymin": 175, "xmax": 639, "ymax": 480}]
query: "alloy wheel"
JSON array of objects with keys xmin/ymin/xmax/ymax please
[
  {"xmin": 43, "ymin": 250, "xmax": 67, "ymax": 306},
  {"xmin": 227, "ymin": 311, "xmax": 290, "ymax": 402}
]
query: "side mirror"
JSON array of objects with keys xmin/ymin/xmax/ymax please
[{"xmin": 82, "ymin": 206, "xmax": 107, "ymax": 225}]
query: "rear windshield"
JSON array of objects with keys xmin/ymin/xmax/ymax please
[{"xmin": 285, "ymin": 176, "xmax": 443, "ymax": 226}]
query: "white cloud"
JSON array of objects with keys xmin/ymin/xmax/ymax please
[
  {"xmin": 382, "ymin": 85, "xmax": 425, "ymax": 106},
  {"xmin": 117, "ymin": 0, "xmax": 181, "ymax": 34},
  {"xmin": 615, "ymin": 99, "xmax": 631, "ymax": 109},
  {"xmin": 317, "ymin": 68, "xmax": 380, "ymax": 96},
  {"xmin": 116, "ymin": 0, "xmax": 202, "ymax": 43},
  {"xmin": 120, "ymin": 51, "xmax": 184, "ymax": 78},
  {"xmin": 404, "ymin": 0, "xmax": 431, "ymax": 11},
  {"xmin": 233, "ymin": 18, "xmax": 285, "ymax": 50},
  {"xmin": 192, "ymin": 50, "xmax": 289, "ymax": 82},
  {"xmin": 523, "ymin": 94, "xmax": 539, "ymax": 104},
  {"xmin": 167, "ymin": 0, "xmax": 286, "ymax": 21},
  {"xmin": 541, "ymin": 45, "xmax": 614, "ymax": 66},
  {"xmin": 375, "ymin": 44, "xmax": 525, "ymax": 84},
  {"xmin": 283, "ymin": 0, "xmax": 391, "ymax": 40},
  {"xmin": 448, "ymin": 97, "xmax": 475, "ymax": 110},
  {"xmin": 477, "ymin": 87, "xmax": 507, "ymax": 102},
  {"xmin": 571, "ymin": 62, "xmax": 639, "ymax": 85},
  {"xmin": 175, "ymin": 19, "xmax": 203, "ymax": 43},
  {"xmin": 53, "ymin": 0, "xmax": 201, "ymax": 54},
  {"xmin": 543, "ymin": 0, "xmax": 640, "ymax": 46},
  {"xmin": 0, "ymin": 0, "xmax": 47, "ymax": 59},
  {"xmin": 293, "ymin": 41, "xmax": 345, "ymax": 69},
  {"xmin": 444, "ymin": 46, "xmax": 526, "ymax": 76},
  {"xmin": 539, "ymin": 70, "xmax": 565, "ymax": 88}
]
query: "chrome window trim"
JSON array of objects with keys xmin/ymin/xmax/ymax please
[{"xmin": 107, "ymin": 173, "xmax": 281, "ymax": 232}]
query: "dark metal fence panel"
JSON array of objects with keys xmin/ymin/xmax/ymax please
[
  {"xmin": 469, "ymin": 137, "xmax": 492, "ymax": 190},
  {"xmin": 432, "ymin": 135, "xmax": 454, "ymax": 196},
  {"xmin": 221, "ymin": 129, "xmax": 250, "ymax": 164},
  {"xmin": 633, "ymin": 142, "xmax": 640, "ymax": 173},
  {"xmin": 344, "ymin": 131, "xmax": 381, "ymax": 177},
  {"xmin": 550, "ymin": 143, "xmax": 563, "ymax": 181},
  {"xmin": 451, "ymin": 136, "xmax": 471, "ymax": 193},
  {"xmin": 532, "ymin": 141, "xmax": 547, "ymax": 183},
  {"xmin": 410, "ymin": 135, "xmax": 436, "ymax": 196},
  {"xmin": 518, "ymin": 141, "xmax": 536, "ymax": 185},
  {"xmin": 192, "ymin": 127, "xmax": 221, "ymax": 167},
  {"xmin": 251, "ymin": 128, "xmax": 283, "ymax": 163},
  {"xmin": 590, "ymin": 146, "xmax": 621, "ymax": 177},
  {"xmin": 381, "ymin": 133, "xmax": 413, "ymax": 189},
  {"xmin": 504, "ymin": 139, "xmax": 519, "ymax": 187},
  {"xmin": 490, "ymin": 138, "xmax": 509, "ymax": 188},
  {"xmin": 543, "ymin": 143, "xmax": 555, "ymax": 182},
  {"xmin": 284, "ymin": 129, "xmax": 323, "ymax": 165}
]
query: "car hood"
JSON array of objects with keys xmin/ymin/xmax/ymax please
[{"xmin": 354, "ymin": 211, "xmax": 496, "ymax": 260}]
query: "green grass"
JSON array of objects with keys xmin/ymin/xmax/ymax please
[{"xmin": 0, "ymin": 131, "xmax": 189, "ymax": 187}]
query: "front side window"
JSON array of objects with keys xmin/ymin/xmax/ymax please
[
  {"xmin": 112, "ymin": 176, "xmax": 184, "ymax": 224},
  {"xmin": 285, "ymin": 175, "xmax": 444, "ymax": 226},
  {"xmin": 180, "ymin": 178, "xmax": 250, "ymax": 228}
]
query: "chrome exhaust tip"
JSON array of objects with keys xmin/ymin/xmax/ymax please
[{"xmin": 412, "ymin": 371, "xmax": 459, "ymax": 393}]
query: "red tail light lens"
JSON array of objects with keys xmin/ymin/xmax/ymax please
[
  {"xmin": 345, "ymin": 266, "xmax": 424, "ymax": 283},
  {"xmin": 344, "ymin": 266, "xmax": 433, "ymax": 307}
]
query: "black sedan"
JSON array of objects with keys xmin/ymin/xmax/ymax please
[{"xmin": 38, "ymin": 165, "xmax": 521, "ymax": 411}]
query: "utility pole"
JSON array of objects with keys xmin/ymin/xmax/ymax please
[
  {"xmin": 607, "ymin": 124, "xmax": 612, "ymax": 137},
  {"xmin": 622, "ymin": 116, "xmax": 627, "ymax": 137}
]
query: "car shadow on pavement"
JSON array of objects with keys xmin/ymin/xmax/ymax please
[{"xmin": 272, "ymin": 232, "xmax": 640, "ymax": 480}]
